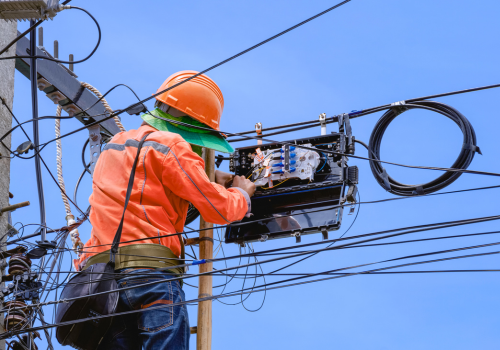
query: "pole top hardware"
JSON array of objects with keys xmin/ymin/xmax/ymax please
[
  {"xmin": 0, "ymin": 0, "xmax": 70, "ymax": 21},
  {"xmin": 255, "ymin": 122, "xmax": 262, "ymax": 135},
  {"xmin": 319, "ymin": 113, "xmax": 326, "ymax": 125},
  {"xmin": 319, "ymin": 113, "xmax": 327, "ymax": 135}
]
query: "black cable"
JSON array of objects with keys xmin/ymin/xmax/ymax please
[
  {"xmin": 40, "ymin": 198, "xmax": 500, "ymax": 258},
  {"xmin": 154, "ymin": 112, "xmax": 499, "ymax": 181},
  {"xmin": 0, "ymin": 19, "xmax": 44, "ymax": 56},
  {"xmin": 367, "ymin": 101, "xmax": 480, "ymax": 196},
  {"xmin": 81, "ymin": 83, "xmax": 144, "ymax": 114},
  {"xmin": 0, "ymin": 97, "xmax": 88, "ymax": 219},
  {"xmin": 208, "ymin": 270, "xmax": 500, "ymax": 276},
  {"xmin": 242, "ymin": 251, "xmax": 267, "ymax": 312},
  {"xmin": 0, "ymin": 114, "xmax": 76, "ymax": 160},
  {"xmin": 255, "ymin": 230, "xmax": 500, "ymax": 256},
  {"xmin": 81, "ymin": 139, "xmax": 91, "ymax": 174},
  {"xmin": 0, "ymin": 0, "xmax": 355, "ymax": 152},
  {"xmin": 228, "ymin": 119, "xmax": 324, "ymax": 140},
  {"xmin": 267, "ymin": 189, "xmax": 360, "ymax": 275},
  {"xmin": 15, "ymin": 215, "xmax": 500, "ymax": 308},
  {"xmin": 8, "ymin": 88, "xmax": 499, "ymax": 185},
  {"xmin": 38, "ymin": 155, "xmax": 89, "ymax": 219},
  {"xmin": 73, "ymin": 167, "xmax": 88, "ymax": 208},
  {"xmin": 228, "ymin": 83, "xmax": 500, "ymax": 138},
  {"xmin": 5, "ymin": 249, "xmax": 497, "ymax": 337},
  {"xmin": 228, "ymin": 120, "xmax": 327, "ymax": 142},
  {"xmin": 0, "ymin": 6, "xmax": 101, "ymax": 65}
]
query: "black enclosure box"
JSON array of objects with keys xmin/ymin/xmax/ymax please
[{"xmin": 226, "ymin": 133, "xmax": 352, "ymax": 244}]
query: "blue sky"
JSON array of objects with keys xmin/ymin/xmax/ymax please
[{"xmin": 9, "ymin": 0, "xmax": 500, "ymax": 349}]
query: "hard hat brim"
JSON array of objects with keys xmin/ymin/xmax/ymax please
[{"xmin": 141, "ymin": 110, "xmax": 234, "ymax": 154}]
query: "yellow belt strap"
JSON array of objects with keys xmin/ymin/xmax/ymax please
[{"xmin": 83, "ymin": 243, "xmax": 184, "ymax": 276}]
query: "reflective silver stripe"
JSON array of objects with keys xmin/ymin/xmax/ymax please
[
  {"xmin": 103, "ymin": 139, "xmax": 171, "ymax": 155},
  {"xmin": 140, "ymin": 146, "xmax": 152, "ymax": 225}
]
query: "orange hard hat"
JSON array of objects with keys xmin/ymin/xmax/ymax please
[{"xmin": 155, "ymin": 71, "xmax": 224, "ymax": 131}]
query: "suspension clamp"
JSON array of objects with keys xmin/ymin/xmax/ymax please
[{"xmin": 390, "ymin": 100, "xmax": 408, "ymax": 115}]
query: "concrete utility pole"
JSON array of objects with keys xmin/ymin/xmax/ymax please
[
  {"xmin": 0, "ymin": 19, "xmax": 18, "ymax": 350},
  {"xmin": 197, "ymin": 148, "xmax": 215, "ymax": 350}
]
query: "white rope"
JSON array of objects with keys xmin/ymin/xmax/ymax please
[
  {"xmin": 80, "ymin": 81, "xmax": 126, "ymax": 132},
  {"xmin": 55, "ymin": 82, "xmax": 126, "ymax": 256},
  {"xmin": 55, "ymin": 106, "xmax": 71, "ymax": 216},
  {"xmin": 55, "ymin": 105, "xmax": 84, "ymax": 255}
]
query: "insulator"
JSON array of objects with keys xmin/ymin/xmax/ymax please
[
  {"xmin": 8, "ymin": 254, "xmax": 32, "ymax": 275},
  {"xmin": 4, "ymin": 300, "xmax": 31, "ymax": 331}
]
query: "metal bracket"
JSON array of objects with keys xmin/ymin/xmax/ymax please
[
  {"xmin": 61, "ymin": 103, "xmax": 80, "ymax": 116},
  {"xmin": 255, "ymin": 122, "xmax": 263, "ymax": 145},
  {"xmin": 46, "ymin": 90, "xmax": 66, "ymax": 104},
  {"xmin": 284, "ymin": 144, "xmax": 290, "ymax": 172},
  {"xmin": 88, "ymin": 124, "xmax": 102, "ymax": 176},
  {"xmin": 258, "ymin": 234, "xmax": 268, "ymax": 242},
  {"xmin": 320, "ymin": 227, "xmax": 328, "ymax": 240},
  {"xmin": 292, "ymin": 231, "xmax": 301, "ymax": 244},
  {"xmin": 319, "ymin": 113, "xmax": 327, "ymax": 135}
]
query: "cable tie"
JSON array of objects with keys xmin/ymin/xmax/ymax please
[
  {"xmin": 462, "ymin": 143, "xmax": 482, "ymax": 155},
  {"xmin": 412, "ymin": 186, "xmax": 425, "ymax": 195},
  {"xmin": 192, "ymin": 259, "xmax": 207, "ymax": 266},
  {"xmin": 380, "ymin": 168, "xmax": 392, "ymax": 191}
]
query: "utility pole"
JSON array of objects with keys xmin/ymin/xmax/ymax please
[
  {"xmin": 197, "ymin": 148, "xmax": 215, "ymax": 350},
  {"xmin": 0, "ymin": 19, "xmax": 17, "ymax": 350},
  {"xmin": 29, "ymin": 20, "xmax": 47, "ymax": 246}
]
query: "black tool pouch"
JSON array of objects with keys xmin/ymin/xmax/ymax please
[{"xmin": 55, "ymin": 133, "xmax": 151, "ymax": 349}]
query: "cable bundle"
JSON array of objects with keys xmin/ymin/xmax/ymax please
[{"xmin": 368, "ymin": 101, "xmax": 480, "ymax": 196}]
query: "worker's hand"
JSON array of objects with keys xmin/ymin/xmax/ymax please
[
  {"xmin": 232, "ymin": 175, "xmax": 256, "ymax": 197},
  {"xmin": 215, "ymin": 170, "xmax": 234, "ymax": 188}
]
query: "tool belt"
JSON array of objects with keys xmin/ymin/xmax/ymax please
[{"xmin": 83, "ymin": 243, "xmax": 185, "ymax": 276}]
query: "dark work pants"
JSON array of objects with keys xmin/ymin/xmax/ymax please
[{"xmin": 97, "ymin": 268, "xmax": 190, "ymax": 350}]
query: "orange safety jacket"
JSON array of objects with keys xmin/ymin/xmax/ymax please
[{"xmin": 76, "ymin": 124, "xmax": 249, "ymax": 270}]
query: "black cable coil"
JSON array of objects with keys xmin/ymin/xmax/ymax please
[{"xmin": 368, "ymin": 101, "xmax": 480, "ymax": 196}]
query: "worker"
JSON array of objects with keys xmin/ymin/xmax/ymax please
[{"xmin": 76, "ymin": 71, "xmax": 255, "ymax": 350}]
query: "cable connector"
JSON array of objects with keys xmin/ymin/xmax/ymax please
[{"xmin": 192, "ymin": 259, "xmax": 207, "ymax": 266}]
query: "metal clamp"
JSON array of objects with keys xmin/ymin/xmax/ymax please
[
  {"xmin": 320, "ymin": 227, "xmax": 328, "ymax": 240},
  {"xmin": 258, "ymin": 234, "xmax": 268, "ymax": 242},
  {"xmin": 390, "ymin": 100, "xmax": 408, "ymax": 116},
  {"xmin": 255, "ymin": 122, "xmax": 263, "ymax": 145},
  {"xmin": 319, "ymin": 113, "xmax": 327, "ymax": 135},
  {"xmin": 88, "ymin": 124, "xmax": 102, "ymax": 177}
]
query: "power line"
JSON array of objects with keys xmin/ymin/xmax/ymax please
[
  {"xmin": 6, "ymin": 226, "xmax": 500, "ymax": 313},
  {"xmin": 0, "ymin": 6, "xmax": 101, "ymax": 65},
  {"xmin": 11, "ymin": 182, "xmax": 498, "ymax": 252},
  {"xmin": 3, "ymin": 248, "xmax": 497, "ymax": 338}
]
